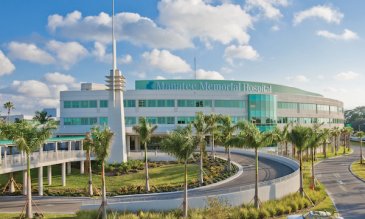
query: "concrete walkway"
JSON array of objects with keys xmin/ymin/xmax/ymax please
[{"xmin": 315, "ymin": 145, "xmax": 365, "ymax": 219}]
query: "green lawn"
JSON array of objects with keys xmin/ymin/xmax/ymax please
[
  {"xmin": 0, "ymin": 163, "xmax": 199, "ymax": 194},
  {"xmin": 351, "ymin": 161, "xmax": 365, "ymax": 181}
]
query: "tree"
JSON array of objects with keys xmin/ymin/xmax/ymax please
[
  {"xmin": 161, "ymin": 125, "xmax": 195, "ymax": 218},
  {"xmin": 356, "ymin": 131, "xmax": 365, "ymax": 164},
  {"xmin": 331, "ymin": 127, "xmax": 341, "ymax": 155},
  {"xmin": 229, "ymin": 121, "xmax": 279, "ymax": 208},
  {"xmin": 91, "ymin": 126, "xmax": 114, "ymax": 219},
  {"xmin": 307, "ymin": 127, "xmax": 326, "ymax": 190},
  {"xmin": 33, "ymin": 111, "xmax": 52, "ymax": 124},
  {"xmin": 192, "ymin": 112, "xmax": 209, "ymax": 185},
  {"xmin": 1, "ymin": 120, "xmax": 57, "ymax": 219},
  {"xmin": 289, "ymin": 125, "xmax": 311, "ymax": 197},
  {"xmin": 280, "ymin": 123, "xmax": 291, "ymax": 156},
  {"xmin": 204, "ymin": 113, "xmax": 221, "ymax": 160},
  {"xmin": 3, "ymin": 101, "xmax": 15, "ymax": 123},
  {"xmin": 320, "ymin": 128, "xmax": 331, "ymax": 159},
  {"xmin": 218, "ymin": 116, "xmax": 236, "ymax": 172},
  {"xmin": 132, "ymin": 117, "xmax": 157, "ymax": 192},
  {"xmin": 344, "ymin": 126, "xmax": 353, "ymax": 152},
  {"xmin": 83, "ymin": 132, "xmax": 94, "ymax": 196}
]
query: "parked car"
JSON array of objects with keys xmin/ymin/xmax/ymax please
[{"xmin": 287, "ymin": 211, "xmax": 343, "ymax": 219}]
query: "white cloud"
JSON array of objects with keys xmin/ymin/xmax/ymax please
[
  {"xmin": 0, "ymin": 50, "xmax": 15, "ymax": 76},
  {"xmin": 224, "ymin": 45, "xmax": 259, "ymax": 63},
  {"xmin": 196, "ymin": 69, "xmax": 224, "ymax": 80},
  {"xmin": 271, "ymin": 25, "xmax": 280, "ymax": 31},
  {"xmin": 158, "ymin": 0, "xmax": 252, "ymax": 45},
  {"xmin": 245, "ymin": 0, "xmax": 288, "ymax": 20},
  {"xmin": 44, "ymin": 72, "xmax": 76, "ymax": 84},
  {"xmin": 142, "ymin": 49, "xmax": 191, "ymax": 73},
  {"xmin": 46, "ymin": 40, "xmax": 88, "ymax": 69},
  {"xmin": 156, "ymin": 76, "xmax": 166, "ymax": 80},
  {"xmin": 286, "ymin": 75, "xmax": 309, "ymax": 82},
  {"xmin": 334, "ymin": 71, "xmax": 359, "ymax": 81},
  {"xmin": 8, "ymin": 42, "xmax": 55, "ymax": 64},
  {"xmin": 293, "ymin": 5, "xmax": 343, "ymax": 25},
  {"xmin": 48, "ymin": 11, "xmax": 192, "ymax": 50},
  {"xmin": 92, "ymin": 42, "xmax": 132, "ymax": 65},
  {"xmin": 317, "ymin": 29, "xmax": 359, "ymax": 41},
  {"xmin": 9, "ymin": 80, "xmax": 51, "ymax": 98}
]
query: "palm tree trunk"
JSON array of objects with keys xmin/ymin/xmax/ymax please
[
  {"xmin": 343, "ymin": 135, "xmax": 346, "ymax": 155},
  {"xmin": 26, "ymin": 154, "xmax": 32, "ymax": 219},
  {"xmin": 88, "ymin": 150, "xmax": 93, "ymax": 196},
  {"xmin": 199, "ymin": 144, "xmax": 204, "ymax": 185},
  {"xmin": 183, "ymin": 159, "xmax": 188, "ymax": 218},
  {"xmin": 144, "ymin": 142, "xmax": 150, "ymax": 192},
  {"xmin": 335, "ymin": 136, "xmax": 338, "ymax": 156},
  {"xmin": 227, "ymin": 146, "xmax": 231, "ymax": 172},
  {"xmin": 285, "ymin": 142, "xmax": 288, "ymax": 156},
  {"xmin": 323, "ymin": 142, "xmax": 327, "ymax": 158},
  {"xmin": 211, "ymin": 135, "xmax": 215, "ymax": 160},
  {"xmin": 299, "ymin": 150, "xmax": 304, "ymax": 197},
  {"xmin": 311, "ymin": 147, "xmax": 315, "ymax": 190},
  {"xmin": 101, "ymin": 160, "xmax": 107, "ymax": 219},
  {"xmin": 360, "ymin": 140, "xmax": 363, "ymax": 164},
  {"xmin": 292, "ymin": 145, "xmax": 296, "ymax": 159},
  {"xmin": 254, "ymin": 147, "xmax": 259, "ymax": 209}
]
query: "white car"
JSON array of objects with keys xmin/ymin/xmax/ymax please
[{"xmin": 287, "ymin": 211, "xmax": 343, "ymax": 219}]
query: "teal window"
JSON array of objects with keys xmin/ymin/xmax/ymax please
[
  {"xmin": 124, "ymin": 100, "xmax": 136, "ymax": 108},
  {"xmin": 248, "ymin": 94, "xmax": 277, "ymax": 131},
  {"xmin": 299, "ymin": 103, "xmax": 316, "ymax": 111},
  {"xmin": 317, "ymin": 105, "xmax": 330, "ymax": 112},
  {"xmin": 231, "ymin": 116, "xmax": 245, "ymax": 124},
  {"xmin": 63, "ymin": 117, "xmax": 98, "ymax": 125},
  {"xmin": 146, "ymin": 117, "xmax": 175, "ymax": 124},
  {"xmin": 177, "ymin": 100, "xmax": 212, "ymax": 107},
  {"xmin": 100, "ymin": 100, "xmax": 108, "ymax": 108},
  {"xmin": 215, "ymin": 100, "xmax": 245, "ymax": 108},
  {"xmin": 99, "ymin": 117, "xmax": 108, "ymax": 125},
  {"xmin": 177, "ymin": 117, "xmax": 195, "ymax": 124},
  {"xmin": 63, "ymin": 100, "xmax": 97, "ymax": 108},
  {"xmin": 137, "ymin": 99, "xmax": 174, "ymax": 107},
  {"xmin": 278, "ymin": 102, "xmax": 298, "ymax": 110},
  {"xmin": 125, "ymin": 117, "xmax": 137, "ymax": 125}
]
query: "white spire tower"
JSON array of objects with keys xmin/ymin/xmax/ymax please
[{"xmin": 106, "ymin": 0, "xmax": 127, "ymax": 163}]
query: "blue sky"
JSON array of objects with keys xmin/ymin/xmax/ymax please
[{"xmin": 0, "ymin": 0, "xmax": 364, "ymax": 115}]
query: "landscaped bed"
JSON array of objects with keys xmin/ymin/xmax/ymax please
[{"xmin": 0, "ymin": 154, "xmax": 238, "ymax": 196}]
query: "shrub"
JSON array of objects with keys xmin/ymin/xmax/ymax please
[
  {"xmin": 258, "ymin": 208, "xmax": 270, "ymax": 219},
  {"xmin": 247, "ymin": 208, "xmax": 259, "ymax": 219}
]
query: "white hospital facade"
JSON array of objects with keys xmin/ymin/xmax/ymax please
[{"xmin": 58, "ymin": 79, "xmax": 344, "ymax": 162}]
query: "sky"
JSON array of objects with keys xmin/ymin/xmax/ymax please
[{"xmin": 0, "ymin": 0, "xmax": 364, "ymax": 116}]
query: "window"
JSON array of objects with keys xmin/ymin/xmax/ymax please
[
  {"xmin": 215, "ymin": 100, "xmax": 245, "ymax": 108},
  {"xmin": 125, "ymin": 117, "xmax": 137, "ymax": 125},
  {"xmin": 177, "ymin": 117, "xmax": 195, "ymax": 124},
  {"xmin": 63, "ymin": 100, "xmax": 97, "ymax": 108},
  {"xmin": 64, "ymin": 101, "xmax": 71, "ymax": 108},
  {"xmin": 299, "ymin": 103, "xmax": 316, "ymax": 111},
  {"xmin": 138, "ymin": 100, "xmax": 146, "ymax": 107},
  {"xmin": 137, "ymin": 99, "xmax": 174, "ymax": 107},
  {"xmin": 278, "ymin": 102, "xmax": 298, "ymax": 110},
  {"xmin": 330, "ymin": 106, "xmax": 338, "ymax": 112},
  {"xmin": 317, "ymin": 105, "xmax": 330, "ymax": 112},
  {"xmin": 100, "ymin": 100, "xmax": 108, "ymax": 108},
  {"xmin": 63, "ymin": 117, "xmax": 98, "ymax": 125},
  {"xmin": 146, "ymin": 117, "xmax": 175, "ymax": 124},
  {"xmin": 99, "ymin": 117, "xmax": 108, "ymax": 125},
  {"xmin": 124, "ymin": 100, "xmax": 136, "ymax": 108},
  {"xmin": 177, "ymin": 100, "xmax": 212, "ymax": 107}
]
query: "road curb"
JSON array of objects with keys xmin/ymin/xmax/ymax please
[{"xmin": 348, "ymin": 161, "xmax": 365, "ymax": 184}]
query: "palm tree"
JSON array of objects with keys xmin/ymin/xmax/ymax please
[
  {"xmin": 218, "ymin": 116, "xmax": 236, "ymax": 172},
  {"xmin": 204, "ymin": 113, "xmax": 221, "ymax": 160},
  {"xmin": 83, "ymin": 132, "xmax": 94, "ymax": 196},
  {"xmin": 33, "ymin": 111, "xmax": 52, "ymax": 124},
  {"xmin": 3, "ymin": 101, "xmax": 15, "ymax": 123},
  {"xmin": 289, "ymin": 125, "xmax": 311, "ymax": 197},
  {"xmin": 331, "ymin": 127, "xmax": 341, "ymax": 155},
  {"xmin": 1, "ymin": 120, "xmax": 57, "ymax": 218},
  {"xmin": 91, "ymin": 126, "xmax": 114, "ymax": 219},
  {"xmin": 307, "ymin": 127, "xmax": 326, "ymax": 190},
  {"xmin": 344, "ymin": 127, "xmax": 353, "ymax": 153},
  {"xmin": 321, "ymin": 128, "xmax": 331, "ymax": 159},
  {"xmin": 161, "ymin": 125, "xmax": 195, "ymax": 218},
  {"xmin": 132, "ymin": 117, "xmax": 157, "ymax": 192},
  {"xmin": 356, "ymin": 131, "xmax": 365, "ymax": 164},
  {"xmin": 229, "ymin": 121, "xmax": 279, "ymax": 208},
  {"xmin": 192, "ymin": 112, "xmax": 209, "ymax": 185},
  {"xmin": 279, "ymin": 123, "xmax": 291, "ymax": 156}
]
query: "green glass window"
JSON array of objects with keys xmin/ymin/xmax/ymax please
[
  {"xmin": 99, "ymin": 117, "xmax": 108, "ymax": 125},
  {"xmin": 124, "ymin": 100, "xmax": 136, "ymax": 108},
  {"xmin": 215, "ymin": 100, "xmax": 245, "ymax": 108},
  {"xmin": 145, "ymin": 117, "xmax": 175, "ymax": 124},
  {"xmin": 100, "ymin": 100, "xmax": 108, "ymax": 108},
  {"xmin": 72, "ymin": 101, "xmax": 80, "ymax": 108},
  {"xmin": 299, "ymin": 103, "xmax": 316, "ymax": 111},
  {"xmin": 278, "ymin": 102, "xmax": 298, "ymax": 110},
  {"xmin": 177, "ymin": 100, "xmax": 212, "ymax": 107},
  {"xmin": 63, "ymin": 117, "xmax": 98, "ymax": 125},
  {"xmin": 136, "ymin": 99, "xmax": 174, "ymax": 107},
  {"xmin": 64, "ymin": 101, "xmax": 71, "ymax": 108},
  {"xmin": 177, "ymin": 117, "xmax": 195, "ymax": 124},
  {"xmin": 138, "ymin": 100, "xmax": 146, "ymax": 107},
  {"xmin": 317, "ymin": 105, "xmax": 330, "ymax": 112},
  {"xmin": 231, "ymin": 116, "xmax": 245, "ymax": 124},
  {"xmin": 125, "ymin": 117, "xmax": 137, "ymax": 125},
  {"xmin": 248, "ymin": 94, "xmax": 277, "ymax": 131}
]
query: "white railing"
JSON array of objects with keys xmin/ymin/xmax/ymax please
[{"xmin": 0, "ymin": 150, "xmax": 91, "ymax": 174}]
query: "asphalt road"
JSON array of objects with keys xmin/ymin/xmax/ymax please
[
  {"xmin": 0, "ymin": 151, "xmax": 294, "ymax": 213},
  {"xmin": 315, "ymin": 145, "xmax": 365, "ymax": 219}
]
